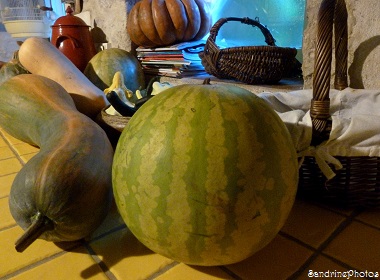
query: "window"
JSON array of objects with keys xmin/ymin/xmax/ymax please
[{"xmin": 205, "ymin": 0, "xmax": 306, "ymax": 49}]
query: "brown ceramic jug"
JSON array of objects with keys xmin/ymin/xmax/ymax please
[{"xmin": 51, "ymin": 6, "xmax": 97, "ymax": 72}]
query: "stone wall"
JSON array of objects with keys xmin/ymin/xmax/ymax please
[
  {"xmin": 81, "ymin": 0, "xmax": 139, "ymax": 51},
  {"xmin": 302, "ymin": 0, "xmax": 380, "ymax": 89}
]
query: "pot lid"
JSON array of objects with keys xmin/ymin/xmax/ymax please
[{"xmin": 52, "ymin": 6, "xmax": 89, "ymax": 27}]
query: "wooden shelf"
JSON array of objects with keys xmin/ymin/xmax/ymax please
[{"xmin": 159, "ymin": 74, "xmax": 304, "ymax": 94}]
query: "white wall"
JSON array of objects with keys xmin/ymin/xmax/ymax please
[
  {"xmin": 81, "ymin": 0, "xmax": 138, "ymax": 51},
  {"xmin": 0, "ymin": 26, "xmax": 19, "ymax": 62}
]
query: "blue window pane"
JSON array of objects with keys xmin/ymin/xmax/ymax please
[{"xmin": 206, "ymin": 0, "xmax": 306, "ymax": 48}]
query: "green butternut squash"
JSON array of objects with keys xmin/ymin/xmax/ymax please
[
  {"xmin": 0, "ymin": 74, "xmax": 113, "ymax": 252},
  {"xmin": 18, "ymin": 37, "xmax": 109, "ymax": 118}
]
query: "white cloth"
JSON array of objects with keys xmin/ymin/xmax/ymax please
[{"xmin": 258, "ymin": 87, "xmax": 380, "ymax": 179}]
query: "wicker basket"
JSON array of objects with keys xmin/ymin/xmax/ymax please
[
  {"xmin": 297, "ymin": 0, "xmax": 380, "ymax": 208},
  {"xmin": 95, "ymin": 106, "xmax": 130, "ymax": 148},
  {"xmin": 97, "ymin": 106, "xmax": 130, "ymax": 133},
  {"xmin": 199, "ymin": 17, "xmax": 298, "ymax": 84}
]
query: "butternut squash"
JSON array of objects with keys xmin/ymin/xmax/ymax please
[
  {"xmin": 18, "ymin": 37, "xmax": 109, "ymax": 118},
  {"xmin": 0, "ymin": 74, "xmax": 113, "ymax": 252}
]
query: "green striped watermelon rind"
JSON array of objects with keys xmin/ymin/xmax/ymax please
[{"xmin": 112, "ymin": 83, "xmax": 298, "ymax": 266}]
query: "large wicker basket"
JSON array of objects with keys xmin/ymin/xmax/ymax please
[
  {"xmin": 199, "ymin": 17, "xmax": 298, "ymax": 84},
  {"xmin": 298, "ymin": 0, "xmax": 380, "ymax": 208}
]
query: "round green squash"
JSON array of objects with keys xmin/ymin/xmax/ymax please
[
  {"xmin": 112, "ymin": 83, "xmax": 298, "ymax": 266},
  {"xmin": 84, "ymin": 48, "xmax": 145, "ymax": 92}
]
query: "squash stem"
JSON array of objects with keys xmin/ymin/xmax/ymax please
[
  {"xmin": 203, "ymin": 78, "xmax": 211, "ymax": 85},
  {"xmin": 145, "ymin": 76, "xmax": 160, "ymax": 97},
  {"xmin": 15, "ymin": 212, "xmax": 54, "ymax": 253}
]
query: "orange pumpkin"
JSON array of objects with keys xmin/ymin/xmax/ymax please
[{"xmin": 127, "ymin": 0, "xmax": 212, "ymax": 47}]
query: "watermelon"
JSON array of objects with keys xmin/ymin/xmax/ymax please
[
  {"xmin": 84, "ymin": 48, "xmax": 145, "ymax": 92},
  {"xmin": 112, "ymin": 83, "xmax": 298, "ymax": 266}
]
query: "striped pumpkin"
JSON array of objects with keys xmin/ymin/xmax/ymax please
[{"xmin": 112, "ymin": 83, "xmax": 298, "ymax": 266}]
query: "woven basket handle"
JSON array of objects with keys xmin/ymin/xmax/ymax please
[
  {"xmin": 207, "ymin": 17, "xmax": 277, "ymax": 46},
  {"xmin": 311, "ymin": 0, "xmax": 348, "ymax": 145}
]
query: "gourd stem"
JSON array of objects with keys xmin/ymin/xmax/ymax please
[
  {"xmin": 145, "ymin": 76, "xmax": 160, "ymax": 97},
  {"xmin": 203, "ymin": 78, "xmax": 211, "ymax": 85},
  {"xmin": 15, "ymin": 212, "xmax": 54, "ymax": 253}
]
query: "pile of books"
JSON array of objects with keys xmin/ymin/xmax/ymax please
[{"xmin": 136, "ymin": 40, "xmax": 207, "ymax": 78}]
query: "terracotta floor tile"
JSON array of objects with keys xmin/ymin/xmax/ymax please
[
  {"xmin": 0, "ymin": 196, "xmax": 15, "ymax": 230},
  {"xmin": 2, "ymin": 133, "xmax": 24, "ymax": 145},
  {"xmin": 9, "ymin": 246, "xmax": 109, "ymax": 280},
  {"xmin": 156, "ymin": 263, "xmax": 235, "ymax": 280},
  {"xmin": 355, "ymin": 209, "xmax": 380, "ymax": 229},
  {"xmin": 312, "ymin": 200, "xmax": 356, "ymax": 216},
  {"xmin": 0, "ymin": 173, "xmax": 15, "ymax": 198},
  {"xmin": 89, "ymin": 227, "xmax": 174, "ymax": 279},
  {"xmin": 297, "ymin": 255, "xmax": 350, "ymax": 279},
  {"xmin": 20, "ymin": 152, "xmax": 38, "ymax": 163},
  {"xmin": 0, "ymin": 226, "xmax": 71, "ymax": 278},
  {"xmin": 0, "ymin": 145, "xmax": 15, "ymax": 160},
  {"xmin": 226, "ymin": 234, "xmax": 313, "ymax": 280},
  {"xmin": 0, "ymin": 136, "xmax": 8, "ymax": 147},
  {"xmin": 89, "ymin": 200, "xmax": 126, "ymax": 240},
  {"xmin": 281, "ymin": 200, "xmax": 346, "ymax": 248},
  {"xmin": 0, "ymin": 157, "xmax": 22, "ymax": 176},
  {"xmin": 324, "ymin": 221, "xmax": 380, "ymax": 271},
  {"xmin": 11, "ymin": 142, "xmax": 39, "ymax": 156}
]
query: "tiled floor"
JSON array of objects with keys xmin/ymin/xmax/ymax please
[{"xmin": 0, "ymin": 127, "xmax": 379, "ymax": 280}]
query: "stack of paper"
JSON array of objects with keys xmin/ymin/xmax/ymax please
[{"xmin": 136, "ymin": 40, "xmax": 207, "ymax": 78}]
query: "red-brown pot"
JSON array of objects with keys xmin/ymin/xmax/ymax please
[{"xmin": 51, "ymin": 6, "xmax": 97, "ymax": 72}]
